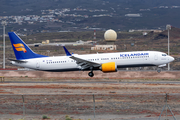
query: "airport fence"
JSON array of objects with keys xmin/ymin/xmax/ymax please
[{"xmin": 0, "ymin": 94, "xmax": 179, "ymax": 119}]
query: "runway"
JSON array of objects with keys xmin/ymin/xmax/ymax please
[
  {"xmin": 4, "ymin": 80, "xmax": 180, "ymax": 84},
  {"xmin": 1, "ymin": 78, "xmax": 180, "ymax": 120},
  {"xmin": 0, "ymin": 70, "xmax": 180, "ymax": 79}
]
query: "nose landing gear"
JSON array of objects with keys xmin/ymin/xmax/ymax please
[{"xmin": 157, "ymin": 68, "xmax": 161, "ymax": 73}]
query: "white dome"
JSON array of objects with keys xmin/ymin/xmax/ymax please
[{"xmin": 104, "ymin": 29, "xmax": 117, "ymax": 41}]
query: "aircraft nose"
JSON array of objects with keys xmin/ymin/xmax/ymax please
[{"xmin": 169, "ymin": 56, "xmax": 174, "ymax": 62}]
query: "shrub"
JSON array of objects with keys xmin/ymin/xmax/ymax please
[
  {"xmin": 65, "ymin": 115, "xmax": 72, "ymax": 120},
  {"xmin": 65, "ymin": 118, "xmax": 72, "ymax": 120},
  {"xmin": 42, "ymin": 115, "xmax": 48, "ymax": 119}
]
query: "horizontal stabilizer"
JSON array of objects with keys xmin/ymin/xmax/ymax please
[{"xmin": 8, "ymin": 59, "xmax": 27, "ymax": 63}]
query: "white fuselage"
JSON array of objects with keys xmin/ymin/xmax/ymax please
[{"xmin": 11, "ymin": 51, "xmax": 174, "ymax": 71}]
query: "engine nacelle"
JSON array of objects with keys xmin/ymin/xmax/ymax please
[{"xmin": 101, "ymin": 62, "xmax": 117, "ymax": 73}]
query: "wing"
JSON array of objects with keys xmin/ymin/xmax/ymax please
[{"xmin": 70, "ymin": 56, "xmax": 101, "ymax": 70}]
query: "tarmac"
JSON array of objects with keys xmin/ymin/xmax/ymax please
[
  {"xmin": 0, "ymin": 70, "xmax": 180, "ymax": 119},
  {"xmin": 0, "ymin": 70, "xmax": 180, "ymax": 79}
]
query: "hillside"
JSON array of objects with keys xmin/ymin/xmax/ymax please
[
  {"xmin": 1, "ymin": 0, "xmax": 180, "ymax": 15},
  {"xmin": 1, "ymin": 0, "xmax": 180, "ymax": 34}
]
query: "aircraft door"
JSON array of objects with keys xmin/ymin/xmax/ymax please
[
  {"xmin": 36, "ymin": 60, "xmax": 40, "ymax": 68},
  {"xmin": 154, "ymin": 53, "xmax": 158, "ymax": 60}
]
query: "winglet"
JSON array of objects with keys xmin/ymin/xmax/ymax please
[{"xmin": 63, "ymin": 46, "xmax": 72, "ymax": 56}]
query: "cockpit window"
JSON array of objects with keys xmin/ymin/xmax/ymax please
[{"xmin": 162, "ymin": 54, "xmax": 167, "ymax": 56}]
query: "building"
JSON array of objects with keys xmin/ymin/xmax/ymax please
[
  {"xmin": 42, "ymin": 40, "xmax": 50, "ymax": 44},
  {"xmin": 125, "ymin": 14, "xmax": 141, "ymax": 17},
  {"xmin": 91, "ymin": 45, "xmax": 116, "ymax": 51}
]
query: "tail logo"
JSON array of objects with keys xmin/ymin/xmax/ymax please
[{"xmin": 13, "ymin": 43, "xmax": 27, "ymax": 53}]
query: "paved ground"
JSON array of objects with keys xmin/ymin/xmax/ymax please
[
  {"xmin": 1, "ymin": 81, "xmax": 180, "ymax": 94},
  {"xmin": 1, "ymin": 114, "xmax": 180, "ymax": 120},
  {"xmin": 0, "ymin": 71, "xmax": 180, "ymax": 119},
  {"xmin": 0, "ymin": 70, "xmax": 180, "ymax": 79},
  {"xmin": 0, "ymin": 79, "xmax": 180, "ymax": 119}
]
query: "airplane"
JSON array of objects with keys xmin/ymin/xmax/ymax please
[{"xmin": 8, "ymin": 32, "xmax": 174, "ymax": 77}]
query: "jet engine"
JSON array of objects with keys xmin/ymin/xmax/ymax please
[{"xmin": 101, "ymin": 62, "xmax": 117, "ymax": 72}]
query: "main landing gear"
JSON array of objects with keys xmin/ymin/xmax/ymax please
[
  {"xmin": 88, "ymin": 67, "xmax": 94, "ymax": 77},
  {"xmin": 88, "ymin": 71, "xmax": 94, "ymax": 77}
]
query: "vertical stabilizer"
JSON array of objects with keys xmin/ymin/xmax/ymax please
[
  {"xmin": 8, "ymin": 32, "xmax": 47, "ymax": 60},
  {"xmin": 63, "ymin": 46, "xmax": 72, "ymax": 56}
]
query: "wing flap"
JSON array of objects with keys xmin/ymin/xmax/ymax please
[{"xmin": 70, "ymin": 56, "xmax": 100, "ymax": 70}]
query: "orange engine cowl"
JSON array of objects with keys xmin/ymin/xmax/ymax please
[{"xmin": 101, "ymin": 62, "xmax": 117, "ymax": 73}]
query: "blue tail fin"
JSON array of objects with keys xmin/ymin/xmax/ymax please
[
  {"xmin": 63, "ymin": 46, "xmax": 72, "ymax": 56},
  {"xmin": 8, "ymin": 32, "xmax": 48, "ymax": 60}
]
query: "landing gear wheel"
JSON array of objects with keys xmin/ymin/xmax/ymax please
[
  {"xmin": 88, "ymin": 72, "xmax": 94, "ymax": 77},
  {"xmin": 157, "ymin": 68, "xmax": 161, "ymax": 73}
]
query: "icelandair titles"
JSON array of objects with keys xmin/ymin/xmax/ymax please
[{"xmin": 120, "ymin": 53, "xmax": 149, "ymax": 57}]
